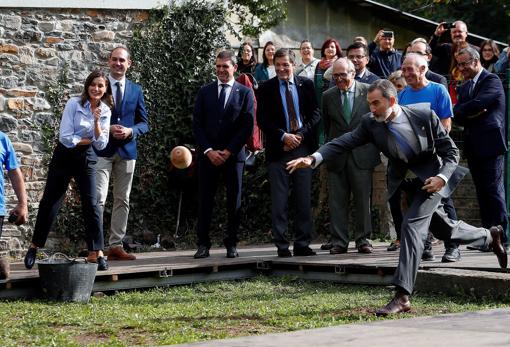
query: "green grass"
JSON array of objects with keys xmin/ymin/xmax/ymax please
[{"xmin": 1, "ymin": 276, "xmax": 509, "ymax": 346}]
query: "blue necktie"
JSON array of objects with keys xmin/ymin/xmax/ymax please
[
  {"xmin": 467, "ymin": 79, "xmax": 475, "ymax": 98},
  {"xmin": 387, "ymin": 121, "xmax": 414, "ymax": 161},
  {"xmin": 218, "ymin": 83, "xmax": 227, "ymax": 111}
]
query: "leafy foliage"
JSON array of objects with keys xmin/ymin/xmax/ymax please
[
  {"xmin": 378, "ymin": 0, "xmax": 510, "ymax": 42},
  {"xmin": 230, "ymin": 0, "xmax": 288, "ymax": 38}
]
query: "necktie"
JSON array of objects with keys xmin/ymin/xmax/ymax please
[
  {"xmin": 467, "ymin": 80, "xmax": 475, "ymax": 98},
  {"xmin": 115, "ymin": 81, "xmax": 123, "ymax": 109},
  {"xmin": 285, "ymin": 81, "xmax": 299, "ymax": 132},
  {"xmin": 342, "ymin": 90, "xmax": 351, "ymax": 123},
  {"xmin": 387, "ymin": 121, "xmax": 414, "ymax": 161},
  {"xmin": 218, "ymin": 83, "xmax": 227, "ymax": 111}
]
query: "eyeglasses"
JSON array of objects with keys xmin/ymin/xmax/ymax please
[
  {"xmin": 482, "ymin": 48, "xmax": 493, "ymax": 52},
  {"xmin": 457, "ymin": 59, "xmax": 474, "ymax": 68},
  {"xmin": 407, "ymin": 51, "xmax": 427, "ymax": 56},
  {"xmin": 347, "ymin": 55, "xmax": 365, "ymax": 60},
  {"xmin": 332, "ymin": 72, "xmax": 351, "ymax": 79}
]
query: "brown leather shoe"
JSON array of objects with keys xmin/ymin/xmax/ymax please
[
  {"xmin": 490, "ymin": 225, "xmax": 507, "ymax": 269},
  {"xmin": 0, "ymin": 257, "xmax": 10, "ymax": 280},
  {"xmin": 86, "ymin": 252, "xmax": 98, "ymax": 263},
  {"xmin": 107, "ymin": 246, "xmax": 136, "ymax": 261},
  {"xmin": 358, "ymin": 244, "xmax": 373, "ymax": 254},
  {"xmin": 375, "ymin": 293, "xmax": 411, "ymax": 316}
]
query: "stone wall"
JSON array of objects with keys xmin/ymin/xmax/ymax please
[{"xmin": 0, "ymin": 8, "xmax": 149, "ymax": 256}]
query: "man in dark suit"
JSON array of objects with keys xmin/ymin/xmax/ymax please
[
  {"xmin": 453, "ymin": 47, "xmax": 508, "ymax": 243},
  {"xmin": 287, "ymin": 79, "xmax": 507, "ymax": 315},
  {"xmin": 96, "ymin": 46, "xmax": 149, "ymax": 261},
  {"xmin": 192, "ymin": 51, "xmax": 254, "ymax": 259},
  {"xmin": 322, "ymin": 58, "xmax": 380, "ymax": 254},
  {"xmin": 346, "ymin": 42, "xmax": 380, "ymax": 85},
  {"xmin": 257, "ymin": 48, "xmax": 320, "ymax": 257}
]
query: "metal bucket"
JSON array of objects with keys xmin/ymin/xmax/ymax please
[{"xmin": 38, "ymin": 253, "xmax": 98, "ymax": 303}]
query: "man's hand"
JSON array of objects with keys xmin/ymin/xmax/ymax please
[
  {"xmin": 10, "ymin": 204, "xmax": 28, "ymax": 226},
  {"xmin": 218, "ymin": 149, "xmax": 231, "ymax": 161},
  {"xmin": 283, "ymin": 133, "xmax": 302, "ymax": 150},
  {"xmin": 434, "ymin": 22, "xmax": 448, "ymax": 37},
  {"xmin": 373, "ymin": 29, "xmax": 384, "ymax": 44},
  {"xmin": 111, "ymin": 124, "xmax": 133, "ymax": 140},
  {"xmin": 422, "ymin": 176, "xmax": 446, "ymax": 193},
  {"xmin": 440, "ymin": 118, "xmax": 452, "ymax": 133},
  {"xmin": 207, "ymin": 150, "xmax": 226, "ymax": 166},
  {"xmin": 286, "ymin": 156, "xmax": 313, "ymax": 174}
]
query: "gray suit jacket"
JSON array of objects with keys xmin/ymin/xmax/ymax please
[
  {"xmin": 318, "ymin": 106, "xmax": 466, "ymax": 199},
  {"xmin": 321, "ymin": 81, "xmax": 380, "ymax": 172}
]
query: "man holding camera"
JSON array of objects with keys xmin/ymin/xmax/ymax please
[
  {"xmin": 0, "ymin": 132, "xmax": 28, "ymax": 279},
  {"xmin": 368, "ymin": 29, "xmax": 402, "ymax": 78},
  {"xmin": 429, "ymin": 20, "xmax": 476, "ymax": 76}
]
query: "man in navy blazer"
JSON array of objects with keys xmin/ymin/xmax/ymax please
[
  {"xmin": 287, "ymin": 79, "xmax": 507, "ymax": 315},
  {"xmin": 96, "ymin": 46, "xmax": 149, "ymax": 261},
  {"xmin": 257, "ymin": 48, "xmax": 320, "ymax": 257},
  {"xmin": 192, "ymin": 50, "xmax": 254, "ymax": 259},
  {"xmin": 453, "ymin": 47, "xmax": 508, "ymax": 243}
]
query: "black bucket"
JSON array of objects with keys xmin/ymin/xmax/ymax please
[{"xmin": 38, "ymin": 253, "xmax": 98, "ymax": 303}]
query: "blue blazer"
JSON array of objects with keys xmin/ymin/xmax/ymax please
[
  {"xmin": 453, "ymin": 69, "xmax": 507, "ymax": 158},
  {"xmin": 95, "ymin": 79, "xmax": 149, "ymax": 160},
  {"xmin": 192, "ymin": 81, "xmax": 254, "ymax": 161}
]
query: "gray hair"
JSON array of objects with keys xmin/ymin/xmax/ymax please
[
  {"xmin": 217, "ymin": 50, "xmax": 237, "ymax": 65},
  {"xmin": 274, "ymin": 48, "xmax": 296, "ymax": 64},
  {"xmin": 457, "ymin": 47, "xmax": 480, "ymax": 61},
  {"xmin": 334, "ymin": 57, "xmax": 356, "ymax": 73},
  {"xmin": 368, "ymin": 79, "xmax": 398, "ymax": 101},
  {"xmin": 404, "ymin": 53, "xmax": 429, "ymax": 72}
]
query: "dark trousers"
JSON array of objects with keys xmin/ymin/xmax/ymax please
[
  {"xmin": 467, "ymin": 154, "xmax": 508, "ymax": 242},
  {"xmin": 393, "ymin": 187, "xmax": 491, "ymax": 295},
  {"xmin": 32, "ymin": 143, "xmax": 104, "ymax": 251},
  {"xmin": 196, "ymin": 156, "xmax": 244, "ymax": 248},
  {"xmin": 389, "ymin": 178, "xmax": 459, "ymax": 249},
  {"xmin": 267, "ymin": 145, "xmax": 313, "ymax": 250}
]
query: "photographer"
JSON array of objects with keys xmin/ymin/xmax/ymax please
[
  {"xmin": 368, "ymin": 29, "xmax": 402, "ymax": 78},
  {"xmin": 429, "ymin": 20, "xmax": 478, "ymax": 76}
]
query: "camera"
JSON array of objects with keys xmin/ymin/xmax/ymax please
[
  {"xmin": 444, "ymin": 22, "xmax": 455, "ymax": 29},
  {"xmin": 8, "ymin": 213, "xmax": 17, "ymax": 224},
  {"xmin": 382, "ymin": 31, "xmax": 394, "ymax": 38}
]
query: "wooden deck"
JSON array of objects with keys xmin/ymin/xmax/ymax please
[{"xmin": 1, "ymin": 242, "xmax": 509, "ymax": 299}]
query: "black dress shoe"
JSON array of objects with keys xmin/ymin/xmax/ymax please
[
  {"xmin": 97, "ymin": 256, "xmax": 108, "ymax": 271},
  {"xmin": 441, "ymin": 247, "xmax": 461, "ymax": 262},
  {"xmin": 226, "ymin": 246, "xmax": 239, "ymax": 258},
  {"xmin": 293, "ymin": 246, "xmax": 316, "ymax": 256},
  {"xmin": 490, "ymin": 225, "xmax": 507, "ymax": 268},
  {"xmin": 320, "ymin": 242, "xmax": 333, "ymax": 250},
  {"xmin": 277, "ymin": 249, "xmax": 292, "ymax": 257},
  {"xmin": 24, "ymin": 247, "xmax": 37, "ymax": 269},
  {"xmin": 329, "ymin": 246, "xmax": 348, "ymax": 255},
  {"xmin": 194, "ymin": 246, "xmax": 210, "ymax": 259},
  {"xmin": 375, "ymin": 293, "xmax": 411, "ymax": 316},
  {"xmin": 421, "ymin": 247, "xmax": 435, "ymax": 261},
  {"xmin": 357, "ymin": 244, "xmax": 373, "ymax": 254}
]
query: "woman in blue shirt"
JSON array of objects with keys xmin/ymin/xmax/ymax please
[{"xmin": 24, "ymin": 70, "xmax": 113, "ymax": 271}]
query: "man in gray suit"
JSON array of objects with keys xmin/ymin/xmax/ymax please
[
  {"xmin": 287, "ymin": 79, "xmax": 507, "ymax": 315},
  {"xmin": 322, "ymin": 58, "xmax": 380, "ymax": 254}
]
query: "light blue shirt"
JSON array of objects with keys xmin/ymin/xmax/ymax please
[
  {"xmin": 0, "ymin": 132, "xmax": 19, "ymax": 216},
  {"xmin": 59, "ymin": 96, "xmax": 111, "ymax": 151},
  {"xmin": 279, "ymin": 77, "xmax": 302, "ymax": 133}
]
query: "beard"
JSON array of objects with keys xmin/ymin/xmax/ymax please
[{"xmin": 373, "ymin": 107, "xmax": 393, "ymax": 123}]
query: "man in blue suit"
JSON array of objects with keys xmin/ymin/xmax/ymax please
[
  {"xmin": 96, "ymin": 46, "xmax": 149, "ymax": 261},
  {"xmin": 192, "ymin": 50, "xmax": 254, "ymax": 259},
  {"xmin": 454, "ymin": 47, "xmax": 508, "ymax": 243}
]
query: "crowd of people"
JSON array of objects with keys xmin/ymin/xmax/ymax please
[{"xmin": 0, "ymin": 20, "xmax": 508, "ymax": 316}]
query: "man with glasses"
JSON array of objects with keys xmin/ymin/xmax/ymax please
[
  {"xmin": 346, "ymin": 42, "xmax": 380, "ymax": 84},
  {"xmin": 407, "ymin": 38, "xmax": 448, "ymax": 89},
  {"xmin": 321, "ymin": 58, "xmax": 380, "ymax": 255},
  {"xmin": 429, "ymin": 20, "xmax": 477, "ymax": 76},
  {"xmin": 453, "ymin": 47, "xmax": 508, "ymax": 246},
  {"xmin": 368, "ymin": 29, "xmax": 402, "ymax": 78}
]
